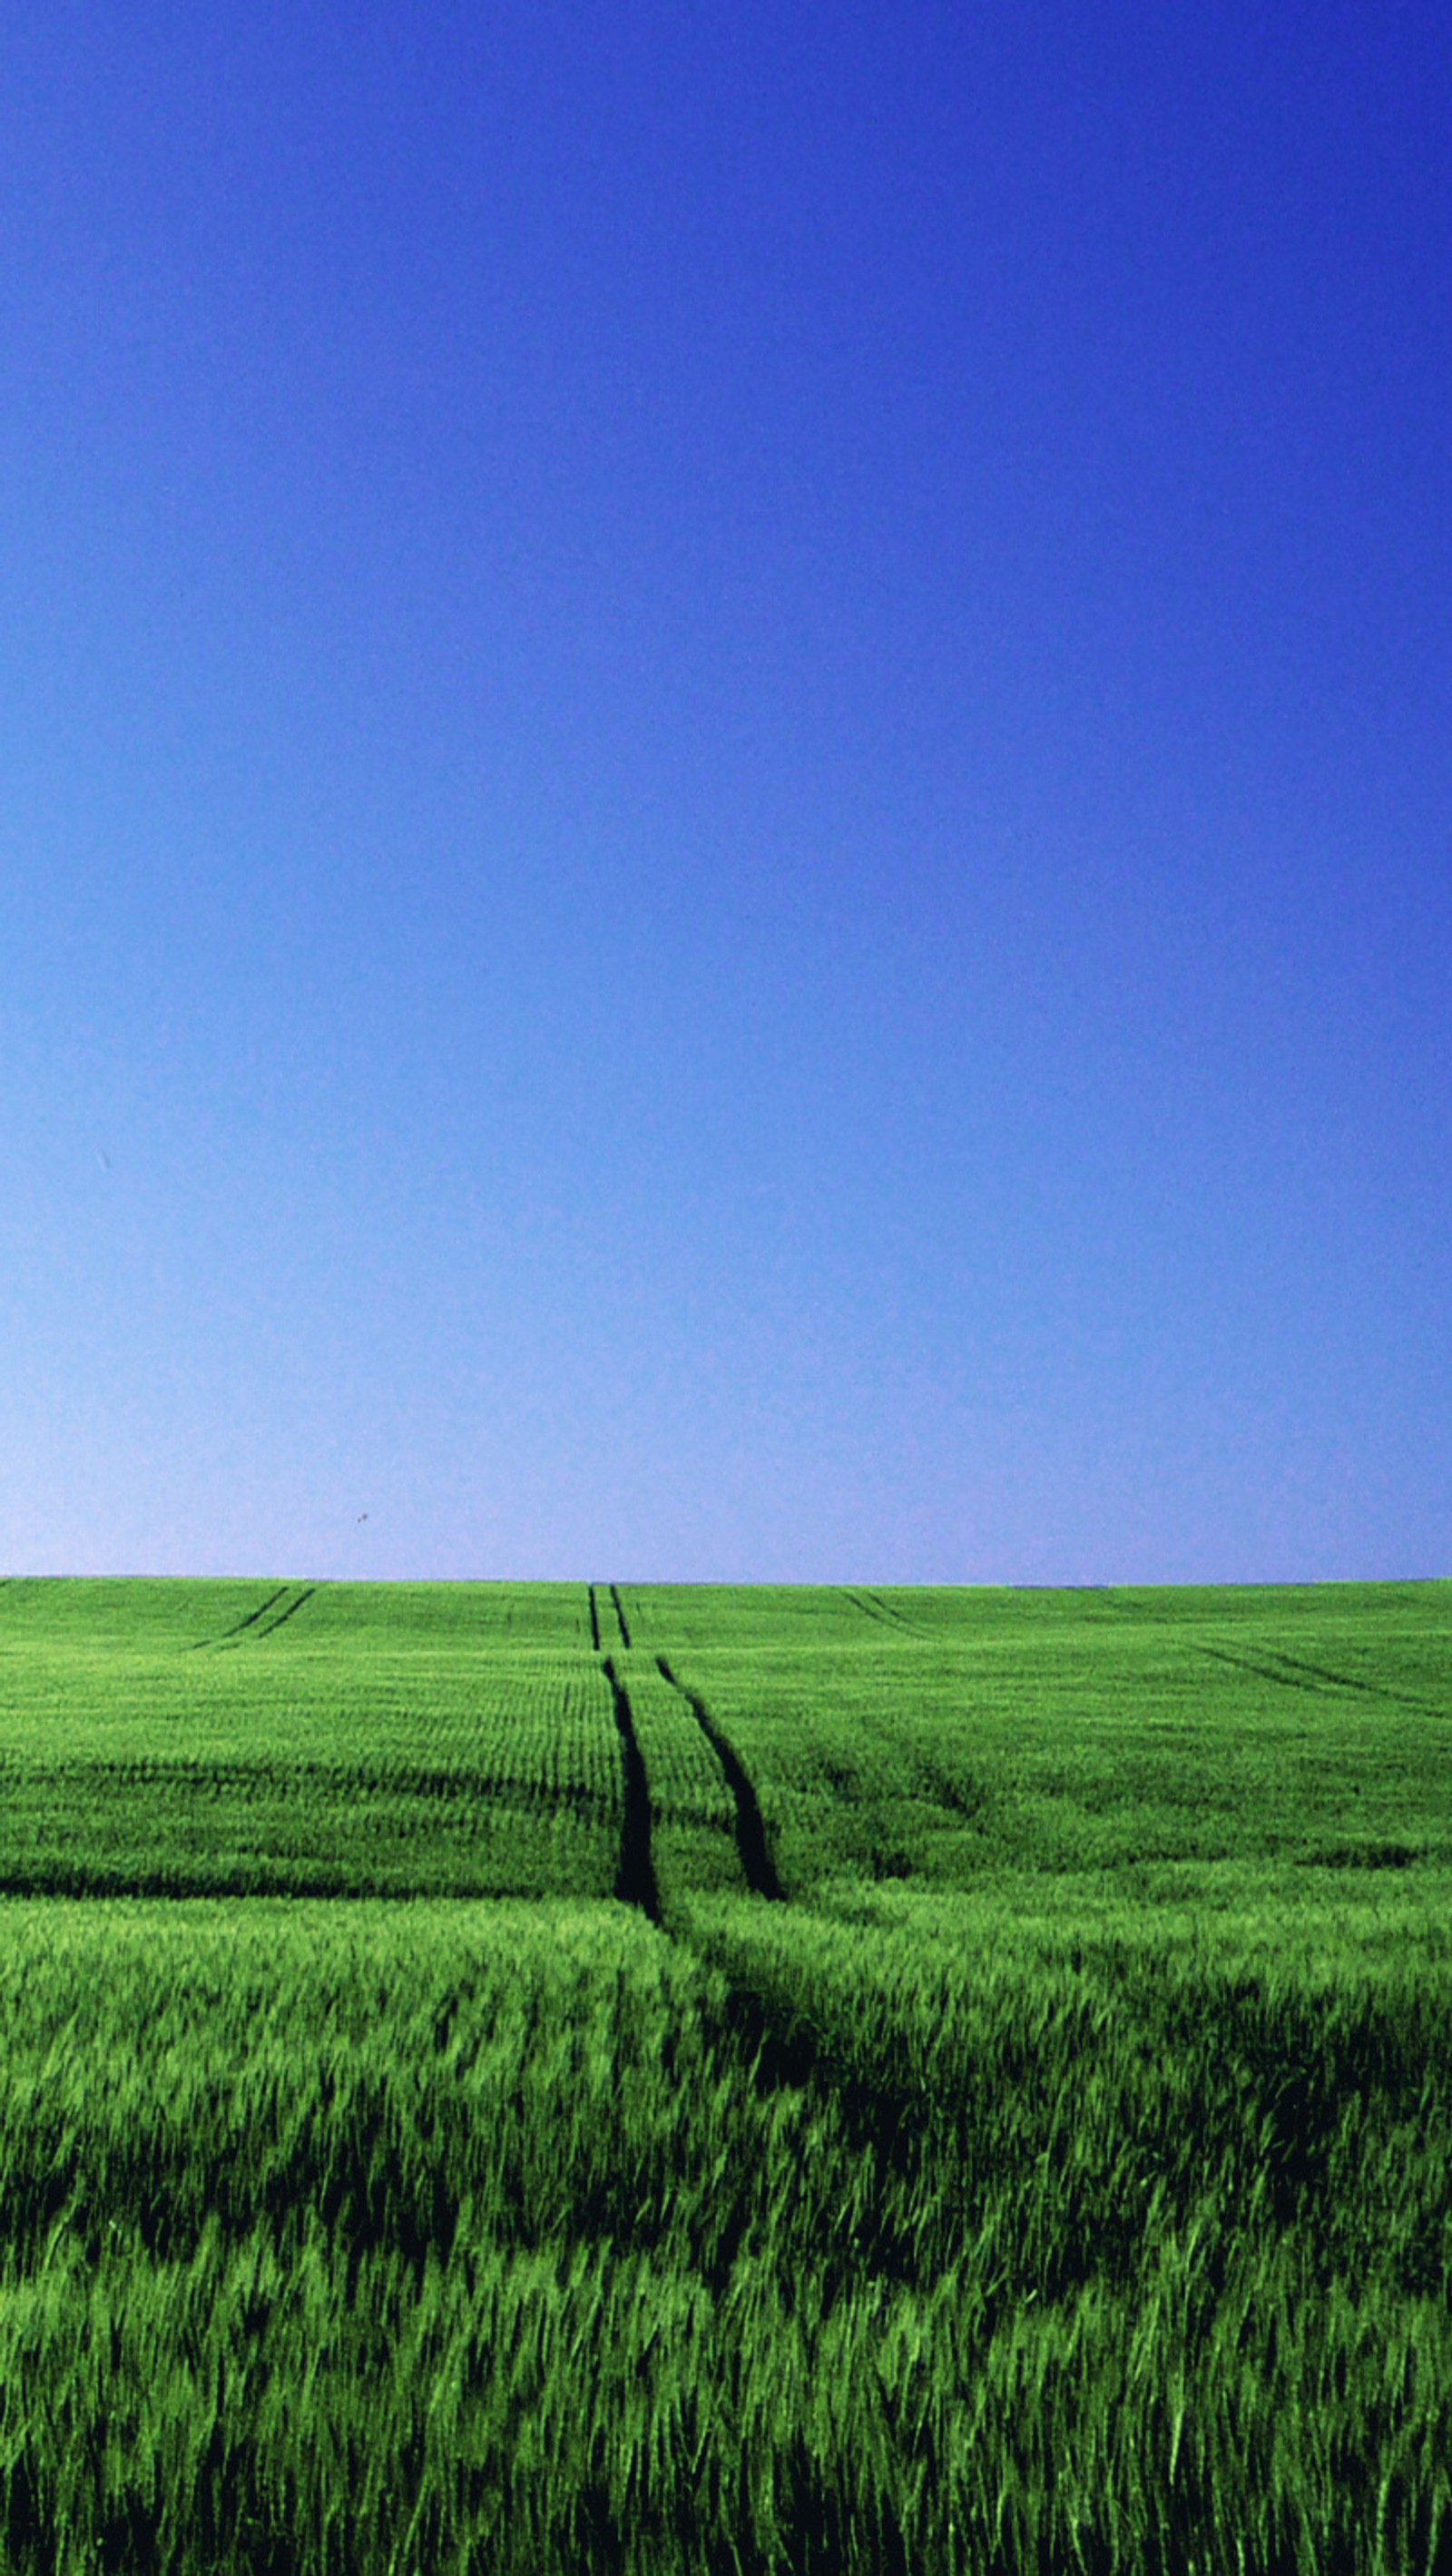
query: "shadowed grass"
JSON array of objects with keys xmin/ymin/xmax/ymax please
[{"xmin": 0, "ymin": 1893, "xmax": 1448, "ymax": 2571}]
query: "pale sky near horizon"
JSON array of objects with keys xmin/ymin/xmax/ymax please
[{"xmin": 2, "ymin": 2, "xmax": 1448, "ymax": 1584}]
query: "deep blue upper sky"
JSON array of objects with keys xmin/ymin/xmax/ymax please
[{"xmin": 2, "ymin": 2, "xmax": 1447, "ymax": 1581}]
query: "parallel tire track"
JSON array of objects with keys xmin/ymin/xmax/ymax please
[
  {"xmin": 843, "ymin": 1587, "xmax": 925, "ymax": 1638},
  {"xmin": 1195, "ymin": 1641, "xmax": 1445, "ymax": 1718},
  {"xmin": 655, "ymin": 1657, "xmax": 784, "ymax": 1903},
  {"xmin": 190, "ymin": 1586, "xmax": 290, "ymax": 1650},
  {"xmin": 843, "ymin": 1588, "xmax": 892, "ymax": 1632},
  {"xmin": 609, "ymin": 1585, "xmax": 633, "ymax": 1650},
  {"xmin": 602, "ymin": 1657, "xmax": 660, "ymax": 1923},
  {"xmin": 253, "ymin": 1585, "xmax": 318, "ymax": 1640}
]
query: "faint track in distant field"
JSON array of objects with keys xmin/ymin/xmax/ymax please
[
  {"xmin": 190, "ymin": 1585, "xmax": 289, "ymax": 1648},
  {"xmin": 249, "ymin": 1585, "xmax": 318, "ymax": 1641},
  {"xmin": 1194, "ymin": 1640, "xmax": 1446, "ymax": 1718},
  {"xmin": 602, "ymin": 1657, "xmax": 660, "ymax": 1922},
  {"xmin": 655, "ymin": 1657, "xmax": 784, "ymax": 1902},
  {"xmin": 842, "ymin": 1588, "xmax": 926, "ymax": 1638}
]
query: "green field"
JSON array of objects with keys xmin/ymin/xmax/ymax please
[{"xmin": 0, "ymin": 1577, "xmax": 1449, "ymax": 2571}]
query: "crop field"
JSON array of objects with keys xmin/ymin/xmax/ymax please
[
  {"xmin": 0, "ymin": 1578, "xmax": 1449, "ymax": 2571},
  {"xmin": 0, "ymin": 1579, "xmax": 614, "ymax": 1898}
]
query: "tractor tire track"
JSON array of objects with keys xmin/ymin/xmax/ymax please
[
  {"xmin": 865, "ymin": 1588, "xmax": 927, "ymax": 1637},
  {"xmin": 1195, "ymin": 1641, "xmax": 1444, "ymax": 1718},
  {"xmin": 843, "ymin": 1588, "xmax": 892, "ymax": 1632},
  {"xmin": 190, "ymin": 1586, "xmax": 290, "ymax": 1650},
  {"xmin": 602, "ymin": 1657, "xmax": 660, "ymax": 1923},
  {"xmin": 843, "ymin": 1588, "xmax": 925, "ymax": 1638},
  {"xmin": 609, "ymin": 1585, "xmax": 633, "ymax": 1650},
  {"xmin": 655, "ymin": 1657, "xmax": 784, "ymax": 1902},
  {"xmin": 587, "ymin": 1586, "xmax": 601, "ymax": 1652},
  {"xmin": 252, "ymin": 1585, "xmax": 318, "ymax": 1640}
]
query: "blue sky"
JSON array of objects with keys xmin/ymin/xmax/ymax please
[{"xmin": 2, "ymin": 1, "xmax": 1447, "ymax": 1582}]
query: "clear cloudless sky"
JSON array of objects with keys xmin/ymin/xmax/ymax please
[{"xmin": 1, "ymin": 1, "xmax": 1447, "ymax": 1583}]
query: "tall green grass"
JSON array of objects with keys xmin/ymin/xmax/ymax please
[
  {"xmin": 2, "ymin": 1578, "xmax": 1448, "ymax": 2569},
  {"xmin": 1, "ymin": 1890, "xmax": 1449, "ymax": 2573}
]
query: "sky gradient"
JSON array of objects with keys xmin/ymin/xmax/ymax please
[{"xmin": 2, "ymin": 2, "xmax": 1448, "ymax": 1583}]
